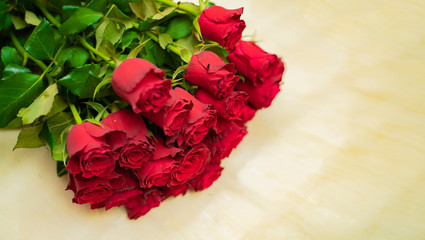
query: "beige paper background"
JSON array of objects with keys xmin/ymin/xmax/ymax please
[{"xmin": 1, "ymin": 0, "xmax": 425, "ymax": 239}]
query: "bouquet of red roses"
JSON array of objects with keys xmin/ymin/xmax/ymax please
[{"xmin": 0, "ymin": 0, "xmax": 284, "ymax": 219}]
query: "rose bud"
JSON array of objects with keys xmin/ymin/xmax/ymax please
[
  {"xmin": 170, "ymin": 143, "xmax": 211, "ymax": 186},
  {"xmin": 190, "ymin": 163, "xmax": 223, "ymax": 191},
  {"xmin": 195, "ymin": 88, "xmax": 248, "ymax": 121},
  {"xmin": 184, "ymin": 51, "xmax": 240, "ymax": 99},
  {"xmin": 66, "ymin": 122, "xmax": 117, "ymax": 178},
  {"xmin": 125, "ymin": 187, "xmax": 164, "ymax": 219},
  {"xmin": 142, "ymin": 87, "xmax": 193, "ymax": 140},
  {"xmin": 236, "ymin": 79, "xmax": 281, "ymax": 109},
  {"xmin": 103, "ymin": 167, "xmax": 142, "ymax": 210},
  {"xmin": 66, "ymin": 173, "xmax": 124, "ymax": 207},
  {"xmin": 134, "ymin": 136, "xmax": 180, "ymax": 188},
  {"xmin": 174, "ymin": 87, "xmax": 217, "ymax": 147},
  {"xmin": 100, "ymin": 109, "xmax": 155, "ymax": 169},
  {"xmin": 198, "ymin": 5, "xmax": 246, "ymax": 51},
  {"xmin": 111, "ymin": 58, "xmax": 171, "ymax": 113},
  {"xmin": 227, "ymin": 41, "xmax": 285, "ymax": 86},
  {"xmin": 203, "ymin": 119, "xmax": 247, "ymax": 164}
]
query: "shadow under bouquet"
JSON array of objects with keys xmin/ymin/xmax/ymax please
[{"xmin": 0, "ymin": 0, "xmax": 284, "ymax": 219}]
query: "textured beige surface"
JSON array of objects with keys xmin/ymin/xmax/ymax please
[{"xmin": 1, "ymin": 0, "xmax": 425, "ymax": 239}]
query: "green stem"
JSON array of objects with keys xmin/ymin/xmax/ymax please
[
  {"xmin": 145, "ymin": 31, "xmax": 181, "ymax": 56},
  {"xmin": 156, "ymin": 0, "xmax": 201, "ymax": 16},
  {"xmin": 69, "ymin": 103, "xmax": 83, "ymax": 124},
  {"xmin": 10, "ymin": 32, "xmax": 54, "ymax": 83},
  {"xmin": 34, "ymin": 1, "xmax": 61, "ymax": 27},
  {"xmin": 78, "ymin": 37, "xmax": 116, "ymax": 66},
  {"xmin": 10, "ymin": 32, "xmax": 47, "ymax": 71}
]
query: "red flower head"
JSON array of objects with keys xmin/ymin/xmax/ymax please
[{"xmin": 198, "ymin": 5, "xmax": 246, "ymax": 51}]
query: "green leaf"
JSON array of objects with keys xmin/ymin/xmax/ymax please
[
  {"xmin": 42, "ymin": 112, "xmax": 73, "ymax": 161},
  {"xmin": 159, "ymin": 33, "xmax": 173, "ymax": 49},
  {"xmin": 152, "ymin": 7, "xmax": 176, "ymax": 20},
  {"xmin": 58, "ymin": 8, "xmax": 103, "ymax": 35},
  {"xmin": 24, "ymin": 19, "xmax": 57, "ymax": 60},
  {"xmin": 47, "ymin": 95, "xmax": 69, "ymax": 117},
  {"xmin": 172, "ymin": 64, "xmax": 187, "ymax": 80},
  {"xmin": 139, "ymin": 40, "xmax": 166, "ymax": 66},
  {"xmin": 58, "ymin": 64, "xmax": 101, "ymax": 99},
  {"xmin": 10, "ymin": 14, "xmax": 27, "ymax": 30},
  {"xmin": 95, "ymin": 19, "xmax": 126, "ymax": 49},
  {"xmin": 17, "ymin": 84, "xmax": 59, "ymax": 125},
  {"xmin": 61, "ymin": 5, "xmax": 80, "ymax": 22},
  {"xmin": 93, "ymin": 74, "xmax": 112, "ymax": 98},
  {"xmin": 24, "ymin": 10, "xmax": 42, "ymax": 26},
  {"xmin": 0, "ymin": 1, "xmax": 11, "ymax": 32},
  {"xmin": 106, "ymin": 4, "xmax": 133, "ymax": 28},
  {"xmin": 3, "ymin": 64, "xmax": 31, "ymax": 78},
  {"xmin": 57, "ymin": 161, "xmax": 68, "ymax": 177},
  {"xmin": 165, "ymin": 16, "xmax": 193, "ymax": 40},
  {"xmin": 129, "ymin": 0, "xmax": 157, "ymax": 20},
  {"xmin": 127, "ymin": 38, "xmax": 150, "ymax": 59},
  {"xmin": 0, "ymin": 73, "xmax": 46, "ymax": 128},
  {"xmin": 4, "ymin": 117, "xmax": 23, "ymax": 129},
  {"xmin": 56, "ymin": 47, "xmax": 90, "ymax": 68},
  {"xmin": 180, "ymin": 48, "xmax": 192, "ymax": 63},
  {"xmin": 14, "ymin": 124, "xmax": 45, "ymax": 150},
  {"xmin": 1, "ymin": 47, "xmax": 23, "ymax": 66},
  {"xmin": 122, "ymin": 30, "xmax": 139, "ymax": 49},
  {"xmin": 175, "ymin": 34, "xmax": 200, "ymax": 52},
  {"xmin": 87, "ymin": 0, "xmax": 108, "ymax": 13}
]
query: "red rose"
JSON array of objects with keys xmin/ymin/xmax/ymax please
[
  {"xmin": 170, "ymin": 143, "xmax": 211, "ymax": 186},
  {"xmin": 112, "ymin": 58, "xmax": 171, "ymax": 113},
  {"xmin": 133, "ymin": 136, "xmax": 179, "ymax": 188},
  {"xmin": 142, "ymin": 87, "xmax": 193, "ymax": 140},
  {"xmin": 227, "ymin": 41, "xmax": 284, "ymax": 86},
  {"xmin": 198, "ymin": 5, "xmax": 246, "ymax": 51},
  {"xmin": 203, "ymin": 119, "xmax": 247, "ymax": 164},
  {"xmin": 236, "ymin": 79, "xmax": 281, "ymax": 109},
  {"xmin": 66, "ymin": 173, "xmax": 124, "ymax": 207},
  {"xmin": 184, "ymin": 51, "xmax": 239, "ymax": 99},
  {"xmin": 160, "ymin": 184, "xmax": 189, "ymax": 198},
  {"xmin": 124, "ymin": 187, "xmax": 164, "ymax": 219},
  {"xmin": 190, "ymin": 163, "xmax": 223, "ymax": 191},
  {"xmin": 174, "ymin": 87, "xmax": 217, "ymax": 147},
  {"xmin": 66, "ymin": 122, "xmax": 117, "ymax": 178},
  {"xmin": 195, "ymin": 88, "xmax": 248, "ymax": 121},
  {"xmin": 103, "ymin": 168, "xmax": 142, "ymax": 210},
  {"xmin": 100, "ymin": 109, "xmax": 155, "ymax": 169}
]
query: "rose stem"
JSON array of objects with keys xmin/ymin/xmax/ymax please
[
  {"xmin": 77, "ymin": 37, "xmax": 116, "ymax": 66},
  {"xmin": 34, "ymin": 0, "xmax": 61, "ymax": 28},
  {"xmin": 10, "ymin": 32, "xmax": 54, "ymax": 84},
  {"xmin": 69, "ymin": 103, "xmax": 83, "ymax": 124},
  {"xmin": 155, "ymin": 0, "xmax": 201, "ymax": 16},
  {"xmin": 144, "ymin": 31, "xmax": 182, "ymax": 57}
]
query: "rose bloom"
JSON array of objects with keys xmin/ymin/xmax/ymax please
[
  {"xmin": 160, "ymin": 184, "xmax": 189, "ymax": 198},
  {"xmin": 102, "ymin": 167, "xmax": 142, "ymax": 210},
  {"xmin": 184, "ymin": 51, "xmax": 239, "ymax": 99},
  {"xmin": 195, "ymin": 88, "xmax": 249, "ymax": 121},
  {"xmin": 174, "ymin": 87, "xmax": 217, "ymax": 147},
  {"xmin": 198, "ymin": 5, "xmax": 246, "ymax": 51},
  {"xmin": 236, "ymin": 79, "xmax": 281, "ymax": 109},
  {"xmin": 170, "ymin": 143, "xmax": 211, "ymax": 186},
  {"xmin": 99, "ymin": 109, "xmax": 155, "ymax": 169},
  {"xmin": 66, "ymin": 122, "xmax": 117, "ymax": 178},
  {"xmin": 112, "ymin": 58, "xmax": 171, "ymax": 113},
  {"xmin": 203, "ymin": 119, "xmax": 248, "ymax": 164},
  {"xmin": 190, "ymin": 163, "xmax": 223, "ymax": 191},
  {"xmin": 66, "ymin": 173, "xmax": 124, "ymax": 208},
  {"xmin": 124, "ymin": 187, "xmax": 164, "ymax": 219},
  {"xmin": 142, "ymin": 87, "xmax": 193, "ymax": 141},
  {"xmin": 227, "ymin": 40, "xmax": 285, "ymax": 86}
]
